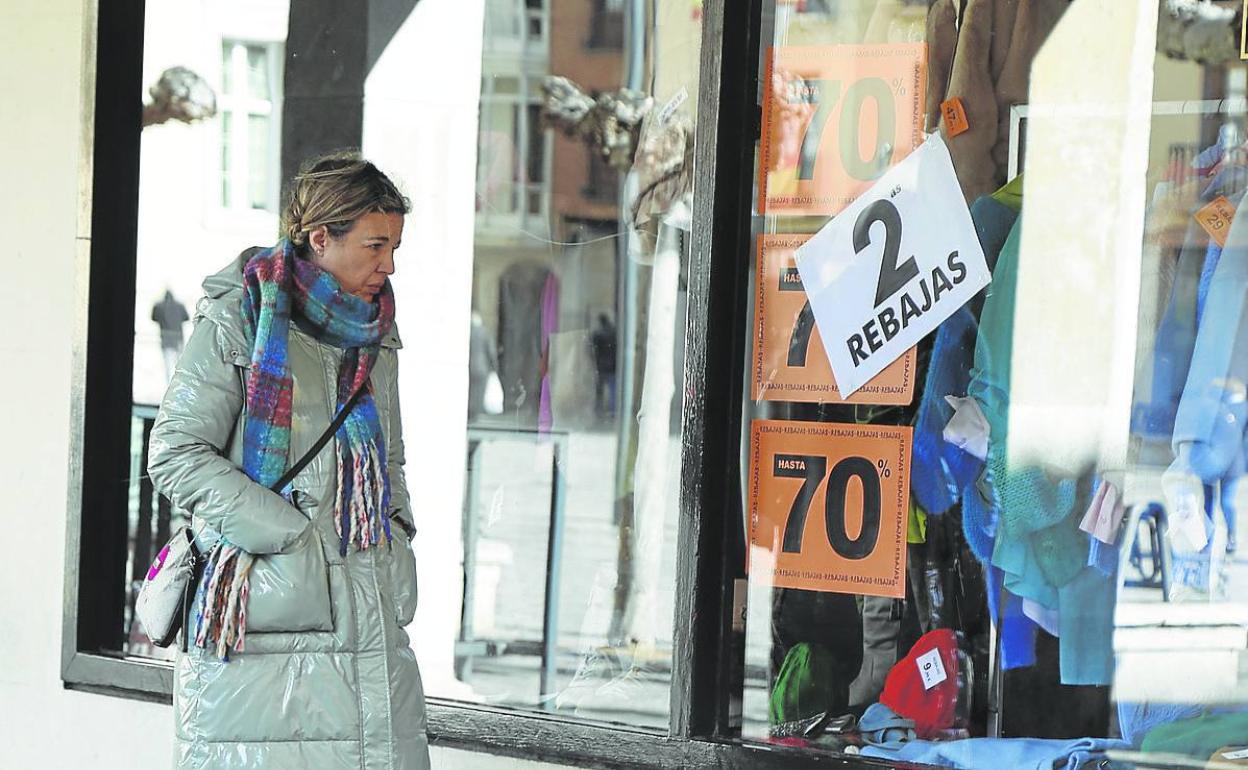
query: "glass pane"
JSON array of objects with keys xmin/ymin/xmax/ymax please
[
  {"xmin": 485, "ymin": 3, "xmax": 520, "ymax": 40},
  {"xmin": 246, "ymin": 45, "xmax": 269, "ymax": 99},
  {"xmin": 247, "ymin": 113, "xmax": 270, "ymax": 210},
  {"xmin": 220, "ymin": 41, "xmax": 234, "ymax": 94},
  {"xmin": 737, "ymin": 1, "xmax": 1248, "ymax": 766},
  {"xmin": 125, "ymin": 0, "xmax": 700, "ymax": 740},
  {"xmin": 362, "ymin": 0, "xmax": 705, "ymax": 729},
  {"xmin": 476, "ymin": 98, "xmax": 518, "ymax": 217},
  {"xmin": 127, "ymin": 5, "xmax": 287, "ymax": 658},
  {"xmin": 492, "ymin": 75, "xmax": 522, "ymax": 96},
  {"xmin": 220, "ymin": 111, "xmax": 232, "ymax": 208},
  {"xmin": 526, "ymin": 103, "xmax": 544, "ymax": 184}
]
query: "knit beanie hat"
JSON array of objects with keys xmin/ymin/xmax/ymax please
[{"xmin": 880, "ymin": 628, "xmax": 961, "ymax": 738}]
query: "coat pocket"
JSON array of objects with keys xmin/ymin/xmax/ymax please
[
  {"xmin": 388, "ymin": 523, "xmax": 418, "ymax": 627},
  {"xmin": 245, "ymin": 524, "xmax": 334, "ymax": 633}
]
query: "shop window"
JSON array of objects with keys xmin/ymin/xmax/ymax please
[
  {"xmin": 67, "ymin": 0, "xmax": 761, "ymax": 767},
  {"xmin": 739, "ymin": 0, "xmax": 1248, "ymax": 768}
]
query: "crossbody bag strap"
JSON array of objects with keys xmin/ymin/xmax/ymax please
[{"xmin": 269, "ymin": 383, "xmax": 368, "ymax": 493}]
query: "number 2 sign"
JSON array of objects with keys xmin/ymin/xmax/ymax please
[
  {"xmin": 748, "ymin": 420, "xmax": 911, "ymax": 598},
  {"xmin": 753, "ymin": 234, "xmax": 916, "ymax": 403},
  {"xmin": 795, "ymin": 133, "xmax": 992, "ymax": 397},
  {"xmin": 759, "ymin": 43, "xmax": 927, "ymax": 216}
]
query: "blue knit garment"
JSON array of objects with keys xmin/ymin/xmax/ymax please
[{"xmin": 911, "ymin": 196, "xmax": 1018, "ymax": 517}]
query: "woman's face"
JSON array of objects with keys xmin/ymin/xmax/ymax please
[{"xmin": 309, "ymin": 211, "xmax": 405, "ymax": 302}]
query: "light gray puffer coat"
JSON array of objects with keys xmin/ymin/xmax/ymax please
[{"xmin": 148, "ymin": 252, "xmax": 430, "ymax": 770}]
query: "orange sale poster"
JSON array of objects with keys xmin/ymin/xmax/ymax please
[
  {"xmin": 748, "ymin": 420, "xmax": 911, "ymax": 598},
  {"xmin": 758, "ymin": 43, "xmax": 927, "ymax": 216},
  {"xmin": 752, "ymin": 234, "xmax": 916, "ymax": 404}
]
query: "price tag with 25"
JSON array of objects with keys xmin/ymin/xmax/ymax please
[{"xmin": 748, "ymin": 420, "xmax": 911, "ymax": 598}]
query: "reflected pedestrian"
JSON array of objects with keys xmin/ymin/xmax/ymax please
[
  {"xmin": 591, "ymin": 312, "xmax": 617, "ymax": 421},
  {"xmin": 151, "ymin": 289, "xmax": 189, "ymax": 381}
]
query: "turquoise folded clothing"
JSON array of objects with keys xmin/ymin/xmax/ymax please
[{"xmin": 1141, "ymin": 711, "xmax": 1248, "ymax": 758}]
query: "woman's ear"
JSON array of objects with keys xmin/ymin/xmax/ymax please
[{"xmin": 308, "ymin": 225, "xmax": 329, "ymax": 257}]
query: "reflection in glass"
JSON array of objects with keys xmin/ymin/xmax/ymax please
[{"xmin": 122, "ymin": 0, "xmax": 702, "ymax": 735}]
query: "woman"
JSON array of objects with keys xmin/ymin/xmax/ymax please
[{"xmin": 148, "ymin": 153, "xmax": 429, "ymax": 770}]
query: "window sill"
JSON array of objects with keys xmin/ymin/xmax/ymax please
[{"xmin": 61, "ymin": 653, "xmax": 912, "ymax": 770}]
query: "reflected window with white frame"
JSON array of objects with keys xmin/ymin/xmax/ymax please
[{"xmin": 219, "ymin": 40, "xmax": 282, "ymax": 212}]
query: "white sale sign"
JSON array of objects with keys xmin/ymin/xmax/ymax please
[{"xmin": 795, "ymin": 134, "xmax": 991, "ymax": 397}]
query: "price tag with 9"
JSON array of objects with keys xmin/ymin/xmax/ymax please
[
  {"xmin": 748, "ymin": 419, "xmax": 911, "ymax": 598},
  {"xmin": 753, "ymin": 234, "xmax": 916, "ymax": 403},
  {"xmin": 759, "ymin": 43, "xmax": 927, "ymax": 216}
]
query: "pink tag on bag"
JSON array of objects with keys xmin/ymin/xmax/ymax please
[{"xmin": 147, "ymin": 544, "xmax": 171, "ymax": 581}]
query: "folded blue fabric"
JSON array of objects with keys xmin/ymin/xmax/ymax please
[
  {"xmin": 858, "ymin": 702, "xmax": 917, "ymax": 750},
  {"xmin": 1118, "ymin": 702, "xmax": 1205, "ymax": 747},
  {"xmin": 860, "ymin": 737, "xmax": 1129, "ymax": 769}
]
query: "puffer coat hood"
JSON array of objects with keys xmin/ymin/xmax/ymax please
[{"xmin": 147, "ymin": 251, "xmax": 429, "ymax": 770}]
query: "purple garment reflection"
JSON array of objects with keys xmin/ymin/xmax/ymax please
[{"xmin": 538, "ymin": 273, "xmax": 560, "ymax": 434}]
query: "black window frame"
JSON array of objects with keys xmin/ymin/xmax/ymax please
[{"xmin": 60, "ymin": 0, "xmax": 906, "ymax": 767}]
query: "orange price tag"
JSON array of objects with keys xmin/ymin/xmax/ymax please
[
  {"xmin": 1196, "ymin": 195, "xmax": 1237, "ymax": 247},
  {"xmin": 748, "ymin": 420, "xmax": 910, "ymax": 598},
  {"xmin": 941, "ymin": 97, "xmax": 969, "ymax": 137},
  {"xmin": 752, "ymin": 234, "xmax": 916, "ymax": 403},
  {"xmin": 758, "ymin": 43, "xmax": 927, "ymax": 216}
]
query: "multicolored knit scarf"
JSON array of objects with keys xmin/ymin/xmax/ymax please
[{"xmin": 194, "ymin": 240, "xmax": 395, "ymax": 660}]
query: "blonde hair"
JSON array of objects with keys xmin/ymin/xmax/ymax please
[{"xmin": 282, "ymin": 151, "xmax": 410, "ymax": 252}]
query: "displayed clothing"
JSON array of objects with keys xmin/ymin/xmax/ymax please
[
  {"xmin": 880, "ymin": 628, "xmax": 961, "ymax": 738},
  {"xmin": 988, "ymin": 568, "xmax": 1039, "ymax": 671},
  {"xmin": 1137, "ymin": 220, "xmax": 1209, "ymax": 438},
  {"xmin": 861, "ymin": 736, "xmax": 1129, "ymax": 769},
  {"xmin": 1142, "ymin": 712, "xmax": 1248, "ymax": 759},
  {"xmin": 911, "ymin": 195, "xmax": 1019, "ymax": 523},
  {"xmin": 849, "ymin": 595, "xmax": 921, "ymax": 710},
  {"xmin": 1056, "ymin": 566, "xmax": 1115, "ymax": 686},
  {"xmin": 924, "ymin": 0, "xmax": 1069, "ymax": 200},
  {"xmin": 1079, "ymin": 480, "xmax": 1125, "ymax": 545},
  {"xmin": 769, "ymin": 642, "xmax": 840, "ymax": 728},
  {"xmin": 1172, "ymin": 199, "xmax": 1248, "ymax": 459},
  {"xmin": 858, "ymin": 702, "xmax": 917, "ymax": 750},
  {"xmin": 1118, "ymin": 701, "xmax": 1206, "ymax": 748},
  {"xmin": 908, "ymin": 499, "xmax": 929, "ymax": 544},
  {"xmin": 968, "ymin": 217, "xmax": 1086, "ymax": 604}
]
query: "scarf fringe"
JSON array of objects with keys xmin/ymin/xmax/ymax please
[
  {"xmin": 193, "ymin": 542, "xmax": 255, "ymax": 661},
  {"xmin": 334, "ymin": 438, "xmax": 391, "ymax": 555}
]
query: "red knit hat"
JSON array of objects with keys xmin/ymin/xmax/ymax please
[{"xmin": 880, "ymin": 628, "xmax": 960, "ymax": 738}]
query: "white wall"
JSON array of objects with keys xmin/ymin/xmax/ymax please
[{"xmin": 0, "ymin": 0, "xmax": 573, "ymax": 766}]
